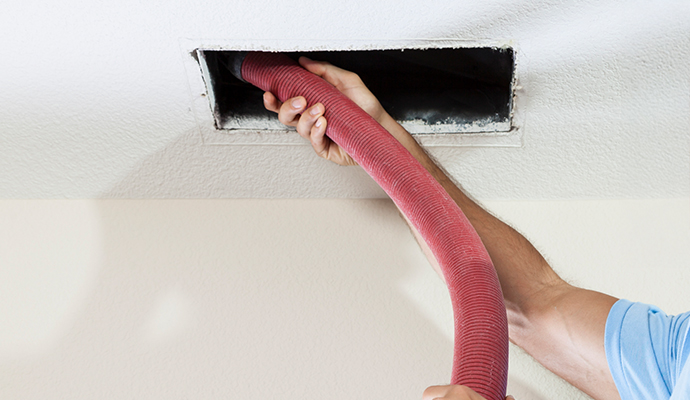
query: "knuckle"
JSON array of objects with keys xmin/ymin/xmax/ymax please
[
  {"xmin": 296, "ymin": 123, "xmax": 310, "ymax": 138},
  {"xmin": 344, "ymin": 71, "xmax": 362, "ymax": 83},
  {"xmin": 278, "ymin": 112, "xmax": 292, "ymax": 125},
  {"xmin": 422, "ymin": 386, "xmax": 440, "ymax": 399},
  {"xmin": 449, "ymin": 385, "xmax": 473, "ymax": 397},
  {"xmin": 278, "ymin": 107, "xmax": 296, "ymax": 126},
  {"xmin": 296, "ymin": 116, "xmax": 312, "ymax": 132},
  {"xmin": 263, "ymin": 93, "xmax": 281, "ymax": 113}
]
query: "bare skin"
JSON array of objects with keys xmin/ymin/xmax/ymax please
[
  {"xmin": 264, "ymin": 56, "xmax": 622, "ymax": 400},
  {"xmin": 423, "ymin": 385, "xmax": 515, "ymax": 400}
]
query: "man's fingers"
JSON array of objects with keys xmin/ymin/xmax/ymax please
[
  {"xmin": 263, "ymin": 91, "xmax": 281, "ymax": 113},
  {"xmin": 309, "ymin": 116, "xmax": 328, "ymax": 158},
  {"xmin": 277, "ymin": 96, "xmax": 306, "ymax": 127},
  {"xmin": 296, "ymin": 103, "xmax": 324, "ymax": 140},
  {"xmin": 422, "ymin": 385, "xmax": 504, "ymax": 400},
  {"xmin": 422, "ymin": 385, "xmax": 448, "ymax": 400}
]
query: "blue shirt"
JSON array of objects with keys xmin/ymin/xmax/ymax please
[{"xmin": 605, "ymin": 299, "xmax": 690, "ymax": 400}]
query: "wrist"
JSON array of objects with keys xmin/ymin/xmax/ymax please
[
  {"xmin": 378, "ymin": 113, "xmax": 411, "ymax": 143},
  {"xmin": 378, "ymin": 114, "xmax": 434, "ymax": 172},
  {"xmin": 376, "ymin": 110, "xmax": 396, "ymax": 131}
]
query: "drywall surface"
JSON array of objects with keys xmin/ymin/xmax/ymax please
[
  {"xmin": 1, "ymin": 0, "xmax": 689, "ymax": 199},
  {"xmin": 1, "ymin": 198, "xmax": 689, "ymax": 400}
]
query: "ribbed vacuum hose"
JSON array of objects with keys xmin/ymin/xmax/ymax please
[{"xmin": 237, "ymin": 51, "xmax": 509, "ymax": 400}]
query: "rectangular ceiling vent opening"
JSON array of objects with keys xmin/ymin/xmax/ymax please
[{"xmin": 196, "ymin": 47, "xmax": 515, "ymax": 135}]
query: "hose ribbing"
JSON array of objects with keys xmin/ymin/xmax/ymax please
[{"xmin": 240, "ymin": 52, "xmax": 509, "ymax": 400}]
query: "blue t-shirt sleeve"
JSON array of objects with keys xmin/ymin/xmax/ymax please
[{"xmin": 605, "ymin": 299, "xmax": 690, "ymax": 400}]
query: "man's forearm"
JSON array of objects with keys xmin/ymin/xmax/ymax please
[{"xmin": 379, "ymin": 113, "xmax": 563, "ymax": 317}]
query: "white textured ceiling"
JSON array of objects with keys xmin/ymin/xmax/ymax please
[{"xmin": 1, "ymin": 0, "xmax": 688, "ymax": 199}]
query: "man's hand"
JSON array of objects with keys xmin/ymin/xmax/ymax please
[
  {"xmin": 263, "ymin": 56, "xmax": 389, "ymax": 166},
  {"xmin": 423, "ymin": 385, "xmax": 515, "ymax": 400}
]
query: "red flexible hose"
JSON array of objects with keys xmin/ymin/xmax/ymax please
[{"xmin": 240, "ymin": 52, "xmax": 509, "ymax": 400}]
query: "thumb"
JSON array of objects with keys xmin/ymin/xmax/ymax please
[
  {"xmin": 506, "ymin": 396, "xmax": 516, "ymax": 400},
  {"xmin": 298, "ymin": 56, "xmax": 329, "ymax": 77},
  {"xmin": 298, "ymin": 56, "xmax": 352, "ymax": 89}
]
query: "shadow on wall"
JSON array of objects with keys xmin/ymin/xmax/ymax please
[{"xmin": 104, "ymin": 127, "xmax": 386, "ymax": 198}]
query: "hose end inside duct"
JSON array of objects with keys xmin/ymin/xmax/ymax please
[{"xmin": 224, "ymin": 51, "xmax": 248, "ymax": 83}]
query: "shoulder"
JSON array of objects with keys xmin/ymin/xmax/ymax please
[{"xmin": 606, "ymin": 299, "xmax": 690, "ymax": 400}]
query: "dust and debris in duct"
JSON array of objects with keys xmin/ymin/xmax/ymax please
[{"xmin": 200, "ymin": 48, "xmax": 515, "ymax": 133}]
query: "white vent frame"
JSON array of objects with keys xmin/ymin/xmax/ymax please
[{"xmin": 180, "ymin": 38, "xmax": 524, "ymax": 148}]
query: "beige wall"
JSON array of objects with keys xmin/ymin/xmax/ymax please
[{"xmin": 2, "ymin": 198, "xmax": 688, "ymax": 399}]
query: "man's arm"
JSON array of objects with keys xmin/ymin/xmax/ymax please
[
  {"xmin": 385, "ymin": 119, "xmax": 621, "ymax": 400},
  {"xmin": 265, "ymin": 57, "xmax": 621, "ymax": 400}
]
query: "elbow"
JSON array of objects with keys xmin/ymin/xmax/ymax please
[{"xmin": 502, "ymin": 278, "xmax": 573, "ymax": 347}]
